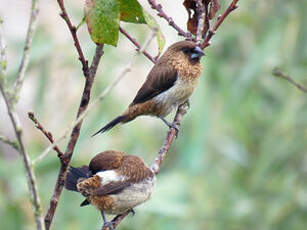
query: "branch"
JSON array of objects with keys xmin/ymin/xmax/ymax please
[
  {"xmin": 12, "ymin": 0, "xmax": 39, "ymax": 103},
  {"xmin": 200, "ymin": 0, "xmax": 239, "ymax": 49},
  {"xmin": 56, "ymin": 0, "xmax": 89, "ymax": 77},
  {"xmin": 0, "ymin": 86, "xmax": 45, "ymax": 230},
  {"xmin": 0, "ymin": 135, "xmax": 19, "ymax": 150},
  {"xmin": 273, "ymin": 68, "xmax": 307, "ymax": 93},
  {"xmin": 28, "ymin": 112, "xmax": 64, "ymax": 160},
  {"xmin": 148, "ymin": 0, "xmax": 191, "ymax": 38},
  {"xmin": 44, "ymin": 44, "xmax": 104, "ymax": 230},
  {"xmin": 0, "ymin": 2, "xmax": 45, "ymax": 230},
  {"xmin": 120, "ymin": 27, "xmax": 156, "ymax": 63},
  {"xmin": 151, "ymin": 102, "xmax": 188, "ymax": 174}
]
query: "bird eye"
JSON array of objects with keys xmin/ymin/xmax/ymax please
[{"xmin": 182, "ymin": 47, "xmax": 192, "ymax": 54}]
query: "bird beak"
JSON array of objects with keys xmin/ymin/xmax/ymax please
[{"xmin": 191, "ymin": 46, "xmax": 205, "ymax": 59}]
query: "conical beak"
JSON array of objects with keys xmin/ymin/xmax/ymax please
[{"xmin": 191, "ymin": 46, "xmax": 205, "ymax": 59}]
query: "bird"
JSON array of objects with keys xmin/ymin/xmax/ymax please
[
  {"xmin": 65, "ymin": 150, "xmax": 155, "ymax": 230},
  {"xmin": 93, "ymin": 40, "xmax": 204, "ymax": 135}
]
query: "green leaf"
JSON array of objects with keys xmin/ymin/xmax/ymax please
[
  {"xmin": 84, "ymin": 0, "xmax": 120, "ymax": 46},
  {"xmin": 120, "ymin": 0, "xmax": 146, "ymax": 23},
  {"xmin": 143, "ymin": 11, "xmax": 166, "ymax": 56}
]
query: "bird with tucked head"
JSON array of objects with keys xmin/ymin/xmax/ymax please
[
  {"xmin": 65, "ymin": 150, "xmax": 155, "ymax": 230},
  {"xmin": 93, "ymin": 40, "xmax": 204, "ymax": 135}
]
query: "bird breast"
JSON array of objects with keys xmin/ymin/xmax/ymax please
[
  {"xmin": 153, "ymin": 76, "xmax": 198, "ymax": 116},
  {"xmin": 106, "ymin": 176, "xmax": 156, "ymax": 215}
]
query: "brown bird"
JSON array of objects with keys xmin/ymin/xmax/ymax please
[
  {"xmin": 65, "ymin": 150, "xmax": 155, "ymax": 229},
  {"xmin": 93, "ymin": 40, "xmax": 204, "ymax": 135}
]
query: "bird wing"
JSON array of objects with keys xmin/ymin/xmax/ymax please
[
  {"xmin": 131, "ymin": 63, "xmax": 178, "ymax": 105},
  {"xmin": 92, "ymin": 181, "xmax": 131, "ymax": 196}
]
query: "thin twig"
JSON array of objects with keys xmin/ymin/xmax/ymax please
[
  {"xmin": 120, "ymin": 27, "xmax": 156, "ymax": 63},
  {"xmin": 0, "ymin": 86, "xmax": 45, "ymax": 230},
  {"xmin": 151, "ymin": 102, "xmax": 188, "ymax": 174},
  {"xmin": 28, "ymin": 112, "xmax": 64, "ymax": 159},
  {"xmin": 273, "ymin": 68, "xmax": 307, "ymax": 93},
  {"xmin": 44, "ymin": 44, "xmax": 104, "ymax": 230},
  {"xmin": 0, "ymin": 135, "xmax": 19, "ymax": 150},
  {"xmin": 195, "ymin": 0, "xmax": 205, "ymax": 43},
  {"xmin": 13, "ymin": 0, "xmax": 39, "ymax": 103},
  {"xmin": 56, "ymin": 0, "xmax": 89, "ymax": 77},
  {"xmin": 200, "ymin": 0, "xmax": 239, "ymax": 49},
  {"xmin": 0, "ymin": 2, "xmax": 45, "ymax": 230},
  {"xmin": 148, "ymin": 0, "xmax": 191, "ymax": 39}
]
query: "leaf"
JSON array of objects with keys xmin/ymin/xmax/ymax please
[
  {"xmin": 183, "ymin": 0, "xmax": 202, "ymax": 35},
  {"xmin": 209, "ymin": 0, "xmax": 221, "ymax": 19},
  {"xmin": 84, "ymin": 0, "xmax": 120, "ymax": 46},
  {"xmin": 143, "ymin": 11, "xmax": 166, "ymax": 56},
  {"xmin": 120, "ymin": 0, "xmax": 146, "ymax": 23},
  {"xmin": 183, "ymin": 0, "xmax": 220, "ymax": 35}
]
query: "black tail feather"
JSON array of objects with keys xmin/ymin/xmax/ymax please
[
  {"xmin": 80, "ymin": 199, "xmax": 90, "ymax": 207},
  {"xmin": 65, "ymin": 166, "xmax": 92, "ymax": 192},
  {"xmin": 92, "ymin": 115, "xmax": 128, "ymax": 136}
]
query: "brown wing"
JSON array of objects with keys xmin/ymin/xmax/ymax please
[
  {"xmin": 89, "ymin": 151, "xmax": 124, "ymax": 174},
  {"xmin": 131, "ymin": 63, "xmax": 178, "ymax": 106},
  {"xmin": 92, "ymin": 181, "xmax": 131, "ymax": 196}
]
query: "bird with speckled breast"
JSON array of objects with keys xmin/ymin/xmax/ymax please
[
  {"xmin": 93, "ymin": 40, "xmax": 204, "ymax": 135},
  {"xmin": 65, "ymin": 150, "xmax": 155, "ymax": 230}
]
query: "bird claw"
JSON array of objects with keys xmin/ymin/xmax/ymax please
[
  {"xmin": 184, "ymin": 99, "xmax": 190, "ymax": 109},
  {"xmin": 130, "ymin": 209, "xmax": 136, "ymax": 216},
  {"xmin": 102, "ymin": 221, "xmax": 114, "ymax": 230}
]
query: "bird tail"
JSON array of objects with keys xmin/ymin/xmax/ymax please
[
  {"xmin": 65, "ymin": 166, "xmax": 92, "ymax": 192},
  {"xmin": 92, "ymin": 114, "xmax": 129, "ymax": 136}
]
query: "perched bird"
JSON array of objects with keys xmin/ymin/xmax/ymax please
[
  {"xmin": 93, "ymin": 40, "xmax": 204, "ymax": 135},
  {"xmin": 65, "ymin": 150, "xmax": 155, "ymax": 229}
]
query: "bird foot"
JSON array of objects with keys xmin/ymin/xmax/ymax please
[
  {"xmin": 130, "ymin": 208, "xmax": 135, "ymax": 216},
  {"xmin": 184, "ymin": 99, "xmax": 190, "ymax": 109},
  {"xmin": 158, "ymin": 116, "xmax": 179, "ymax": 132},
  {"xmin": 102, "ymin": 221, "xmax": 115, "ymax": 230}
]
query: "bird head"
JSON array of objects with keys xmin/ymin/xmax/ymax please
[{"xmin": 167, "ymin": 41, "xmax": 205, "ymax": 63}]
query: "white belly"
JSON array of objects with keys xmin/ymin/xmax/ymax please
[
  {"xmin": 153, "ymin": 77, "xmax": 198, "ymax": 116},
  {"xmin": 106, "ymin": 177, "xmax": 156, "ymax": 214}
]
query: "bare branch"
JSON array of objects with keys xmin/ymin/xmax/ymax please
[
  {"xmin": 13, "ymin": 0, "xmax": 39, "ymax": 102},
  {"xmin": 28, "ymin": 112, "xmax": 64, "ymax": 159},
  {"xmin": 151, "ymin": 102, "xmax": 188, "ymax": 174},
  {"xmin": 44, "ymin": 43, "xmax": 104, "ymax": 230},
  {"xmin": 0, "ymin": 86, "xmax": 45, "ymax": 230},
  {"xmin": 201, "ymin": 0, "xmax": 239, "ymax": 49},
  {"xmin": 56, "ymin": 0, "xmax": 89, "ymax": 77},
  {"xmin": 148, "ymin": 0, "xmax": 191, "ymax": 38},
  {"xmin": 0, "ymin": 135, "xmax": 19, "ymax": 150},
  {"xmin": 273, "ymin": 68, "xmax": 307, "ymax": 93},
  {"xmin": 0, "ymin": 2, "xmax": 45, "ymax": 229},
  {"xmin": 120, "ymin": 27, "xmax": 156, "ymax": 63}
]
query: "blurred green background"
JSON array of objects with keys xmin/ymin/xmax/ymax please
[{"xmin": 1, "ymin": 0, "xmax": 307, "ymax": 230}]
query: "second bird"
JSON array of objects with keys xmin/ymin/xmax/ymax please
[{"xmin": 94, "ymin": 40, "xmax": 204, "ymax": 135}]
